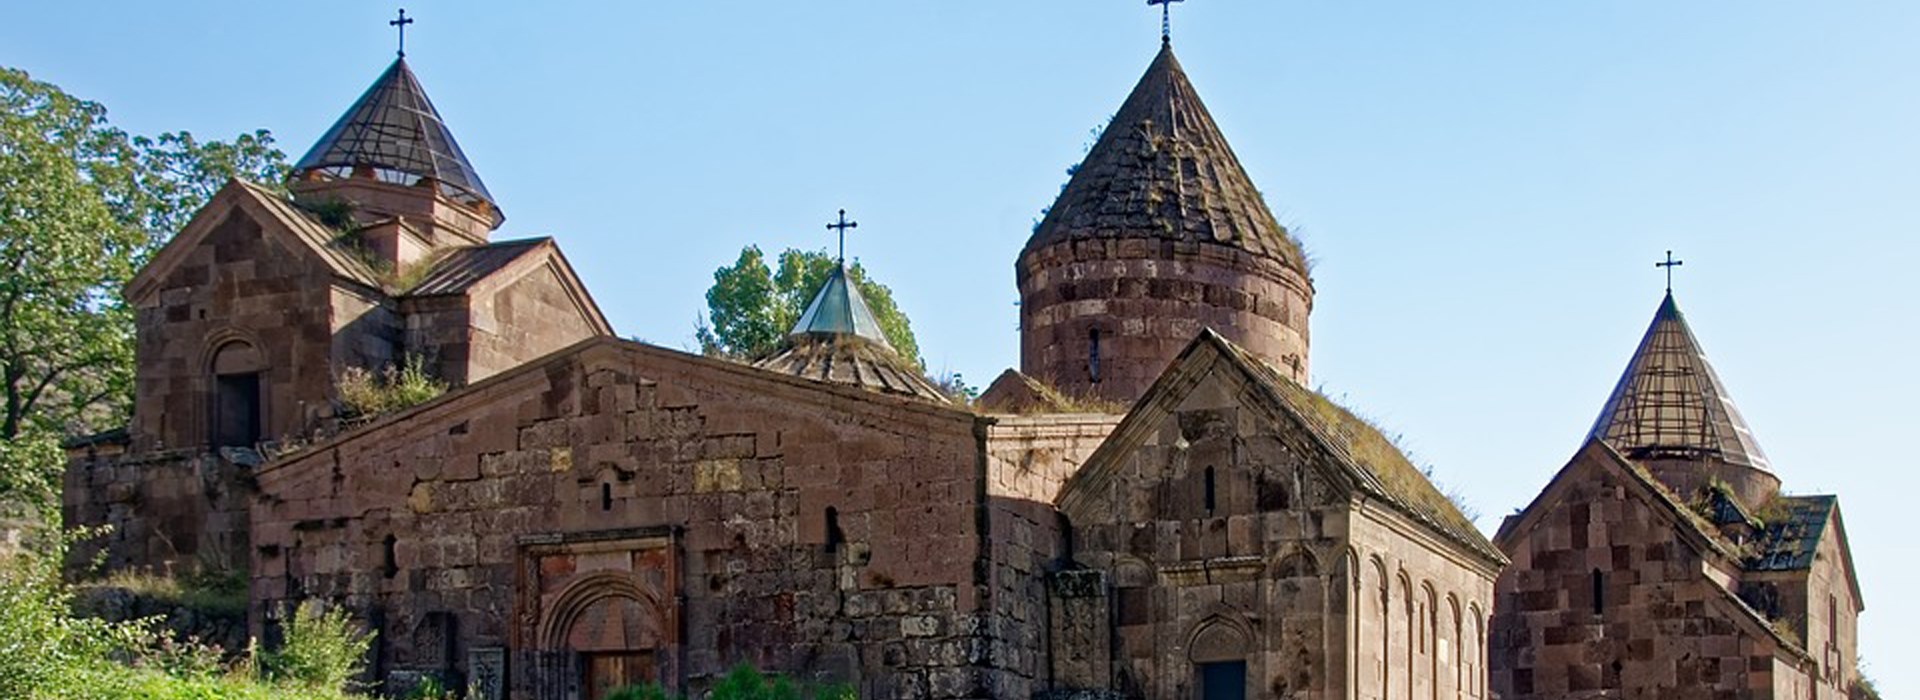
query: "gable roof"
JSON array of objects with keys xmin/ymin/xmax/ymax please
[
  {"xmin": 291, "ymin": 58, "xmax": 500, "ymax": 225},
  {"xmin": 1494, "ymin": 439, "xmax": 1831, "ymax": 662},
  {"xmin": 1748, "ymin": 495, "xmax": 1865, "ymax": 610},
  {"xmin": 126, "ymin": 179, "xmax": 383, "ymax": 302},
  {"xmin": 1589, "ymin": 293, "xmax": 1770, "ymax": 471},
  {"xmin": 1497, "ymin": 439, "xmax": 1743, "ymax": 563},
  {"xmin": 1026, "ymin": 43, "xmax": 1305, "ymax": 270},
  {"xmin": 259, "ymin": 335, "xmax": 977, "ymax": 474},
  {"xmin": 398, "ymin": 236, "xmax": 613, "ymax": 336},
  {"xmin": 1058, "ymin": 329, "xmax": 1502, "ymax": 566},
  {"xmin": 402, "ymin": 238, "xmax": 548, "ymax": 296}
]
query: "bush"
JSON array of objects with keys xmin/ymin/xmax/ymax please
[
  {"xmin": 0, "ymin": 536, "xmax": 142, "ymax": 699},
  {"xmin": 258, "ymin": 601, "xmax": 375, "ymax": 694},
  {"xmin": 336, "ymin": 354, "xmax": 446, "ymax": 419}
]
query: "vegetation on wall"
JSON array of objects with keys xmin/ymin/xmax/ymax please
[{"xmin": 335, "ymin": 355, "xmax": 447, "ymax": 420}]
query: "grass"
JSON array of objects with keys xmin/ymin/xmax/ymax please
[{"xmin": 82, "ymin": 568, "xmax": 249, "ymax": 619}]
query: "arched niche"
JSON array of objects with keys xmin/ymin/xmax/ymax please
[{"xmin": 1190, "ymin": 617, "xmax": 1252, "ymax": 700}]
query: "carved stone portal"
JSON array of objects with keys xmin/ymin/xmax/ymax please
[{"xmin": 514, "ymin": 529, "xmax": 680, "ymax": 700}]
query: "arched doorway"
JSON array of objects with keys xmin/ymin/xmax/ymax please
[
  {"xmin": 209, "ymin": 340, "xmax": 263, "ymax": 447},
  {"xmin": 1191, "ymin": 619, "xmax": 1250, "ymax": 700},
  {"xmin": 538, "ymin": 573, "xmax": 670, "ymax": 700}
]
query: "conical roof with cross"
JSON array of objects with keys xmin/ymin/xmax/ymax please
[
  {"xmin": 751, "ymin": 215, "xmax": 948, "ymax": 403},
  {"xmin": 754, "ymin": 265, "xmax": 948, "ymax": 402},
  {"xmin": 1587, "ymin": 292, "xmax": 1772, "ymax": 472},
  {"xmin": 787, "ymin": 264, "xmax": 893, "ymax": 345},
  {"xmin": 1025, "ymin": 42, "xmax": 1305, "ymax": 270},
  {"xmin": 291, "ymin": 57, "xmax": 502, "ymax": 226}
]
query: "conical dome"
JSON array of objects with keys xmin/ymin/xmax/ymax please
[
  {"xmin": 1589, "ymin": 293, "xmax": 1771, "ymax": 472},
  {"xmin": 753, "ymin": 265, "xmax": 947, "ymax": 403},
  {"xmin": 292, "ymin": 58, "xmax": 501, "ymax": 227},
  {"xmin": 1026, "ymin": 43, "xmax": 1304, "ymax": 269}
]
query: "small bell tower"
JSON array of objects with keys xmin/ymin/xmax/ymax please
[{"xmin": 287, "ymin": 11, "xmax": 503, "ymax": 273}]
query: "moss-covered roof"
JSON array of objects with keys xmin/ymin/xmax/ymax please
[{"xmin": 1210, "ymin": 333, "xmax": 1499, "ymax": 563}]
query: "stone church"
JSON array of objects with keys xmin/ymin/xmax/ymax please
[
  {"xmin": 1488, "ymin": 293, "xmax": 1864, "ymax": 699},
  {"xmin": 56, "ymin": 17, "xmax": 1853, "ymax": 700}
]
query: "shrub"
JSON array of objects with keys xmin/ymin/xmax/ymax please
[
  {"xmin": 0, "ymin": 536, "xmax": 142, "ymax": 699},
  {"xmin": 336, "ymin": 354, "xmax": 446, "ymax": 419},
  {"xmin": 258, "ymin": 601, "xmax": 375, "ymax": 694}
]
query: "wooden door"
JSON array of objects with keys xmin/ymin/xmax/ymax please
[{"xmin": 584, "ymin": 652, "xmax": 655, "ymax": 700}]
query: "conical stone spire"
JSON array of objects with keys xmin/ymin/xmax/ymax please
[
  {"xmin": 291, "ymin": 58, "xmax": 503, "ymax": 233},
  {"xmin": 1027, "ymin": 43, "xmax": 1304, "ymax": 269},
  {"xmin": 753, "ymin": 265, "xmax": 947, "ymax": 403},
  {"xmin": 1588, "ymin": 293, "xmax": 1779, "ymax": 506}
]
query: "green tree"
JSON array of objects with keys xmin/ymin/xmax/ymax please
[
  {"xmin": 696, "ymin": 247, "xmax": 921, "ymax": 369},
  {"xmin": 0, "ymin": 66, "xmax": 286, "ymax": 440}
]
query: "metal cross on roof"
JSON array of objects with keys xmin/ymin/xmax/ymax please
[
  {"xmin": 390, "ymin": 8, "xmax": 415, "ymax": 57},
  {"xmin": 1656, "ymin": 250, "xmax": 1684, "ymax": 294},
  {"xmin": 1149, "ymin": 0, "xmax": 1186, "ymax": 44},
  {"xmin": 827, "ymin": 209, "xmax": 859, "ymax": 264}
]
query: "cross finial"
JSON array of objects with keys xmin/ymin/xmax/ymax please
[
  {"xmin": 1656, "ymin": 250, "xmax": 1684, "ymax": 294},
  {"xmin": 1148, "ymin": 0, "xmax": 1185, "ymax": 45},
  {"xmin": 390, "ymin": 8, "xmax": 415, "ymax": 58},
  {"xmin": 826, "ymin": 209, "xmax": 859, "ymax": 265}
]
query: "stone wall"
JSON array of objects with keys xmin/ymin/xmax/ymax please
[
  {"xmin": 983, "ymin": 414, "xmax": 1123, "ymax": 697},
  {"xmin": 250, "ymin": 339, "xmax": 1000, "ymax": 698},
  {"xmin": 466, "ymin": 261, "xmax": 602, "ymax": 383},
  {"xmin": 1489, "ymin": 447, "xmax": 1818, "ymax": 700},
  {"xmin": 1017, "ymin": 238, "xmax": 1311, "ymax": 405},
  {"xmin": 131, "ymin": 206, "xmax": 344, "ymax": 451},
  {"xmin": 1051, "ymin": 348, "xmax": 1498, "ymax": 700},
  {"xmin": 1347, "ymin": 505, "xmax": 1497, "ymax": 700},
  {"xmin": 64, "ymin": 446, "xmax": 253, "ymax": 575}
]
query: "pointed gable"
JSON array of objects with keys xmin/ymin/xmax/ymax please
[
  {"xmin": 126, "ymin": 179, "xmax": 383, "ymax": 303},
  {"xmin": 1058, "ymin": 330, "xmax": 1501, "ymax": 565},
  {"xmin": 1588, "ymin": 293, "xmax": 1771, "ymax": 471},
  {"xmin": 1026, "ymin": 44, "xmax": 1304, "ymax": 269},
  {"xmin": 292, "ymin": 58, "xmax": 501, "ymax": 226}
]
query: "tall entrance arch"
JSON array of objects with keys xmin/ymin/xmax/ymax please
[{"xmin": 516, "ymin": 530, "xmax": 681, "ymax": 700}]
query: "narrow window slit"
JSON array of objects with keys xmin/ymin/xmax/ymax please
[{"xmin": 1203, "ymin": 466, "xmax": 1217, "ymax": 514}]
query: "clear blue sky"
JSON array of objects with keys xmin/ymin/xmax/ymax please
[{"xmin": 8, "ymin": 1, "xmax": 1915, "ymax": 692}]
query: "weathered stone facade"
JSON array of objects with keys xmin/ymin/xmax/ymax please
[
  {"xmin": 64, "ymin": 38, "xmax": 1524, "ymax": 700},
  {"xmin": 1053, "ymin": 333, "xmax": 1502, "ymax": 700},
  {"xmin": 248, "ymin": 339, "xmax": 1120, "ymax": 698},
  {"xmin": 65, "ymin": 59, "xmax": 610, "ymax": 576},
  {"xmin": 1491, "ymin": 295, "xmax": 1866, "ymax": 700}
]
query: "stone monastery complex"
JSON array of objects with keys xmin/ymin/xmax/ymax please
[{"xmin": 62, "ymin": 21, "xmax": 1865, "ymax": 700}]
